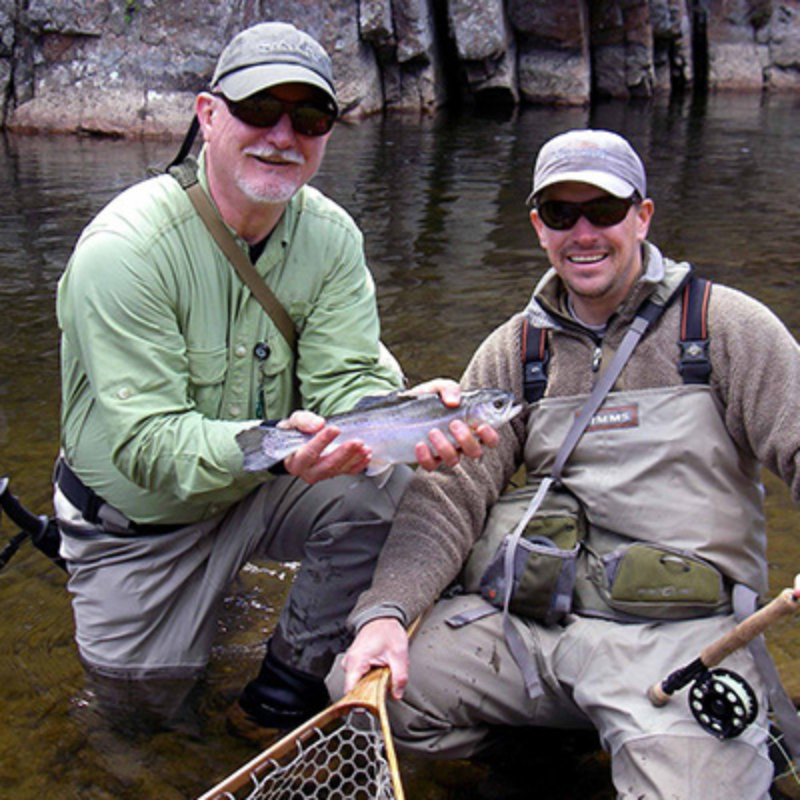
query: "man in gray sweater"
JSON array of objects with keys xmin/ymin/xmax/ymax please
[{"xmin": 336, "ymin": 129, "xmax": 800, "ymax": 798}]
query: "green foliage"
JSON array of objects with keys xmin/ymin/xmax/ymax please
[{"xmin": 124, "ymin": 0, "xmax": 139, "ymax": 25}]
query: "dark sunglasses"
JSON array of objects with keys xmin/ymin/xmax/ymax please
[
  {"xmin": 536, "ymin": 194, "xmax": 639, "ymax": 231},
  {"xmin": 217, "ymin": 91, "xmax": 337, "ymax": 137}
]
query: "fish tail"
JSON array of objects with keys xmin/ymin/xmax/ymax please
[{"xmin": 235, "ymin": 425, "xmax": 290, "ymax": 473}]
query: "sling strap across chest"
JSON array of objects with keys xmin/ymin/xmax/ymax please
[{"xmin": 169, "ymin": 158, "xmax": 298, "ymax": 352}]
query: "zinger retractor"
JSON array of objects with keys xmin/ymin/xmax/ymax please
[{"xmin": 687, "ymin": 667, "xmax": 758, "ymax": 739}]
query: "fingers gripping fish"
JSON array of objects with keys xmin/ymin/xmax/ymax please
[{"xmin": 236, "ymin": 388, "xmax": 523, "ymax": 481}]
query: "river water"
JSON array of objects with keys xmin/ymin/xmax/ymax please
[{"xmin": 1, "ymin": 93, "xmax": 799, "ymax": 798}]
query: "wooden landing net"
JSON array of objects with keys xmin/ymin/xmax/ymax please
[{"xmin": 198, "ymin": 666, "xmax": 404, "ymax": 800}]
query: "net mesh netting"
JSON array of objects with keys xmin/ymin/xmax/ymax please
[{"xmin": 222, "ymin": 707, "xmax": 396, "ymax": 800}]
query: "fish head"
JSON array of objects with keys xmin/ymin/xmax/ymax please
[{"xmin": 462, "ymin": 389, "xmax": 524, "ymax": 430}]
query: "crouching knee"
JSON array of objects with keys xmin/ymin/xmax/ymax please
[{"xmin": 613, "ymin": 733, "xmax": 773, "ymax": 800}]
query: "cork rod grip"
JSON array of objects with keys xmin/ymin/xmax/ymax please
[
  {"xmin": 647, "ymin": 588, "xmax": 799, "ymax": 707},
  {"xmin": 700, "ymin": 588, "xmax": 798, "ymax": 667}
]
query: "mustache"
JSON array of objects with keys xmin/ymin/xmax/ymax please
[{"xmin": 245, "ymin": 147, "xmax": 305, "ymax": 165}]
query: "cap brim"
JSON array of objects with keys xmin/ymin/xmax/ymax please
[
  {"xmin": 529, "ymin": 169, "xmax": 636, "ymax": 205},
  {"xmin": 215, "ymin": 64, "xmax": 338, "ymax": 110}
]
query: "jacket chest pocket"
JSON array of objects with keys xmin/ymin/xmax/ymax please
[{"xmin": 186, "ymin": 346, "xmax": 228, "ymax": 415}]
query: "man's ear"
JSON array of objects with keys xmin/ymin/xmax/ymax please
[
  {"xmin": 529, "ymin": 208, "xmax": 547, "ymax": 249},
  {"xmin": 635, "ymin": 198, "xmax": 655, "ymax": 242},
  {"xmin": 195, "ymin": 93, "xmax": 216, "ymax": 137}
]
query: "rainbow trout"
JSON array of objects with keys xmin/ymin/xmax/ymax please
[{"xmin": 236, "ymin": 388, "xmax": 523, "ymax": 478}]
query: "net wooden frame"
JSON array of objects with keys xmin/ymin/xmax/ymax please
[{"xmin": 198, "ymin": 666, "xmax": 404, "ymax": 800}]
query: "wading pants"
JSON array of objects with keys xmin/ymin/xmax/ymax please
[
  {"xmin": 362, "ymin": 593, "xmax": 774, "ymax": 800},
  {"xmin": 56, "ymin": 468, "xmax": 412, "ymax": 697}
]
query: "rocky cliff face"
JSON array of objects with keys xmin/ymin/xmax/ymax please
[{"xmin": 2, "ymin": 0, "xmax": 800, "ymax": 139}]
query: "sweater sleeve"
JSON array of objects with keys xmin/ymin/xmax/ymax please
[
  {"xmin": 349, "ymin": 315, "xmax": 529, "ymax": 628},
  {"xmin": 708, "ymin": 284, "xmax": 800, "ymax": 501}
]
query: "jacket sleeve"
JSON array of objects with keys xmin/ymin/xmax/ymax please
[{"xmin": 349, "ymin": 315, "xmax": 529, "ymax": 628}]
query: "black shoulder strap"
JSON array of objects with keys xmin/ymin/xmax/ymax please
[
  {"xmin": 678, "ymin": 275, "xmax": 712, "ymax": 385},
  {"xmin": 166, "ymin": 116, "xmax": 200, "ymax": 172},
  {"xmin": 521, "ymin": 319, "xmax": 549, "ymax": 403}
]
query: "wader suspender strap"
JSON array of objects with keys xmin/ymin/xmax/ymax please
[
  {"xmin": 521, "ymin": 275, "xmax": 712, "ymax": 402},
  {"xmin": 505, "ymin": 299, "xmax": 668, "ymax": 698},
  {"xmin": 169, "ymin": 159, "xmax": 298, "ymax": 352},
  {"xmin": 521, "ymin": 320, "xmax": 548, "ymax": 404},
  {"xmin": 679, "ymin": 276, "xmax": 712, "ymax": 384}
]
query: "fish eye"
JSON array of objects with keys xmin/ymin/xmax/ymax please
[{"xmin": 493, "ymin": 399, "xmax": 505, "ymax": 410}]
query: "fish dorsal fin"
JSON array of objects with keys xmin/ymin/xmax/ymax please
[{"xmin": 350, "ymin": 391, "xmax": 423, "ymax": 413}]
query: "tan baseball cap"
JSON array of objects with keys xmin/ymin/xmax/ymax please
[
  {"xmin": 211, "ymin": 22, "xmax": 338, "ymax": 110},
  {"xmin": 528, "ymin": 129, "xmax": 646, "ymax": 204}
]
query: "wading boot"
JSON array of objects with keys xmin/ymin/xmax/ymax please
[{"xmin": 227, "ymin": 645, "xmax": 329, "ymax": 748}]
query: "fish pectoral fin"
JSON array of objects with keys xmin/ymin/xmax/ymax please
[{"xmin": 364, "ymin": 462, "xmax": 395, "ymax": 489}]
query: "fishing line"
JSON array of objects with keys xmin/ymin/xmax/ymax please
[{"xmin": 755, "ymin": 717, "xmax": 800, "ymax": 791}]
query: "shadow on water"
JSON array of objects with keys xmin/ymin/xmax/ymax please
[{"xmin": 1, "ymin": 92, "xmax": 799, "ymax": 798}]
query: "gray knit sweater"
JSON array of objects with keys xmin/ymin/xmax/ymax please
[{"xmin": 350, "ymin": 243, "xmax": 800, "ymax": 630}]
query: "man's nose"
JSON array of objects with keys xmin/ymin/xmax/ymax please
[
  {"xmin": 570, "ymin": 213, "xmax": 600, "ymax": 238},
  {"xmin": 264, "ymin": 111, "xmax": 296, "ymax": 146}
]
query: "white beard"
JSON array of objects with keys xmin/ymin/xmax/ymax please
[
  {"xmin": 236, "ymin": 147, "xmax": 309, "ymax": 205},
  {"xmin": 236, "ymin": 173, "xmax": 301, "ymax": 205}
]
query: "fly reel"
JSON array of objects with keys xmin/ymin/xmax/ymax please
[{"xmin": 687, "ymin": 667, "xmax": 758, "ymax": 739}]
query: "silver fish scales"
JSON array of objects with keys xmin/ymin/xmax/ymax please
[{"xmin": 236, "ymin": 388, "xmax": 523, "ymax": 480}]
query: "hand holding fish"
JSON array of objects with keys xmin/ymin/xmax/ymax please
[
  {"xmin": 406, "ymin": 379, "xmax": 500, "ymax": 471},
  {"xmin": 280, "ymin": 410, "xmax": 372, "ymax": 485}
]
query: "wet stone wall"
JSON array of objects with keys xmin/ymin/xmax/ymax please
[{"xmin": 1, "ymin": 0, "xmax": 800, "ymax": 138}]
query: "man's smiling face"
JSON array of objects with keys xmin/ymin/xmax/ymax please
[
  {"xmin": 201, "ymin": 83, "xmax": 330, "ymax": 210},
  {"xmin": 530, "ymin": 181, "xmax": 654, "ymax": 326}
]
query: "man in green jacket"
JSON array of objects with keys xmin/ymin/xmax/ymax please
[{"xmin": 54, "ymin": 21, "xmax": 492, "ymax": 740}]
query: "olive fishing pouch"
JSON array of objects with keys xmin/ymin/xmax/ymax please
[
  {"xmin": 462, "ymin": 482, "xmax": 586, "ymax": 625},
  {"xmin": 578, "ymin": 533, "xmax": 728, "ymax": 621}
]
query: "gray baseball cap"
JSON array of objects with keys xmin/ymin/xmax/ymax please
[
  {"xmin": 211, "ymin": 22, "xmax": 338, "ymax": 110},
  {"xmin": 528, "ymin": 129, "xmax": 646, "ymax": 204}
]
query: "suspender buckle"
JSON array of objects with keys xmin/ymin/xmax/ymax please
[{"xmin": 678, "ymin": 339, "xmax": 711, "ymax": 384}]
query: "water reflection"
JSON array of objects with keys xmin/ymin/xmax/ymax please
[{"xmin": 1, "ymin": 92, "xmax": 799, "ymax": 798}]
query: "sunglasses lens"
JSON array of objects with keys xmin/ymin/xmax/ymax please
[
  {"xmin": 223, "ymin": 94, "xmax": 335, "ymax": 137},
  {"xmin": 228, "ymin": 96, "xmax": 283, "ymax": 128},
  {"xmin": 537, "ymin": 197, "xmax": 633, "ymax": 230},
  {"xmin": 585, "ymin": 197, "xmax": 632, "ymax": 226},
  {"xmin": 291, "ymin": 105, "xmax": 336, "ymax": 136},
  {"xmin": 537, "ymin": 201, "xmax": 579, "ymax": 230}
]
